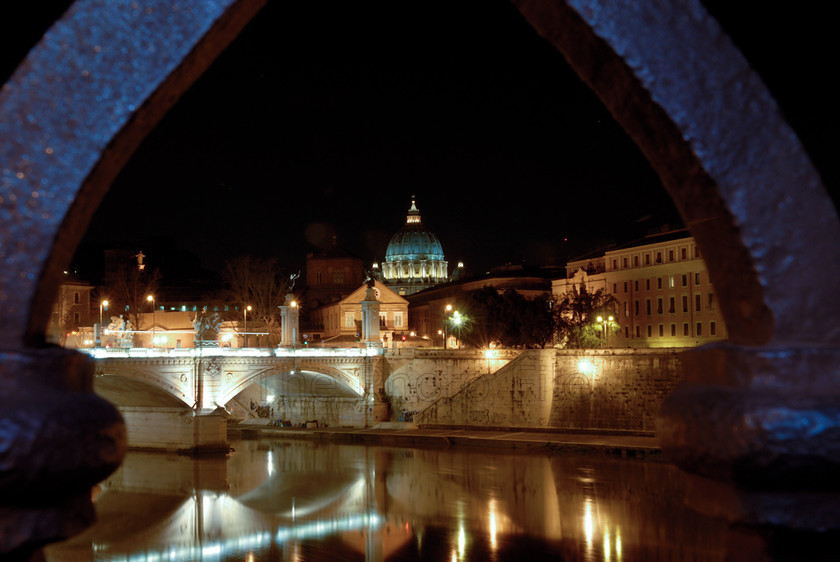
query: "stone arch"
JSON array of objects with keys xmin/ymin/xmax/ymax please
[
  {"xmin": 94, "ymin": 372, "xmax": 192, "ymax": 408},
  {"xmin": 2, "ymin": 0, "xmax": 839, "ymax": 552},
  {"xmin": 222, "ymin": 364, "xmax": 362, "ymax": 406}
]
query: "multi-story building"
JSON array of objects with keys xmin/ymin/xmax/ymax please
[{"xmin": 553, "ymin": 230, "xmax": 728, "ymax": 347}]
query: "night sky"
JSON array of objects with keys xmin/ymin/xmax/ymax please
[{"xmin": 3, "ymin": 2, "xmax": 837, "ymax": 283}]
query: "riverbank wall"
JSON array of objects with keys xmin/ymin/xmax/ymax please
[{"xmin": 400, "ymin": 349, "xmax": 685, "ymax": 434}]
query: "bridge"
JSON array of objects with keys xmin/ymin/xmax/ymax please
[{"xmin": 84, "ymin": 346, "xmax": 517, "ymax": 453}]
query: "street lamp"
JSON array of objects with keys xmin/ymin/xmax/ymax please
[
  {"xmin": 98, "ymin": 299, "xmax": 108, "ymax": 347},
  {"xmin": 147, "ymin": 294, "xmax": 155, "ymax": 348},
  {"xmin": 244, "ymin": 305, "xmax": 252, "ymax": 347},
  {"xmin": 596, "ymin": 315, "xmax": 615, "ymax": 348},
  {"xmin": 451, "ymin": 310, "xmax": 463, "ymax": 348}
]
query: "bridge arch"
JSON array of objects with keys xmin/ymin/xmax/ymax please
[
  {"xmin": 94, "ymin": 373, "xmax": 191, "ymax": 409},
  {"xmin": 222, "ymin": 364, "xmax": 363, "ymax": 408},
  {"xmin": 2, "ymin": 0, "xmax": 839, "ymax": 551},
  {"xmin": 94, "ymin": 368, "xmax": 193, "ymax": 408}
]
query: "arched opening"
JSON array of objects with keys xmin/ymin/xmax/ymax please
[{"xmin": 2, "ymin": 0, "xmax": 839, "ymax": 554}]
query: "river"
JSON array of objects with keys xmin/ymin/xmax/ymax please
[{"xmin": 44, "ymin": 437, "xmax": 727, "ymax": 561}]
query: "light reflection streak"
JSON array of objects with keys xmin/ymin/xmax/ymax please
[
  {"xmin": 488, "ymin": 498, "xmax": 498, "ymax": 551},
  {"xmin": 89, "ymin": 512, "xmax": 382, "ymax": 561}
]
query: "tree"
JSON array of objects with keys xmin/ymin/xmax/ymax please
[
  {"xmin": 460, "ymin": 288, "xmax": 555, "ymax": 349},
  {"xmin": 100, "ymin": 262, "xmax": 161, "ymax": 334},
  {"xmin": 553, "ymin": 282, "xmax": 620, "ymax": 348},
  {"xmin": 218, "ymin": 255, "xmax": 290, "ymax": 345}
]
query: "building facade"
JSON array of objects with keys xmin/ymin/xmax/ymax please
[
  {"xmin": 319, "ymin": 280, "xmax": 409, "ymax": 346},
  {"xmin": 553, "ymin": 232, "xmax": 728, "ymax": 347},
  {"xmin": 379, "ymin": 197, "xmax": 448, "ymax": 296}
]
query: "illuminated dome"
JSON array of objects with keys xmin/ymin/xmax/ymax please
[{"xmin": 381, "ymin": 197, "xmax": 448, "ymax": 295}]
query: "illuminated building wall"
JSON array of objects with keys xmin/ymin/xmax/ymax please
[{"xmin": 553, "ymin": 232, "xmax": 728, "ymax": 348}]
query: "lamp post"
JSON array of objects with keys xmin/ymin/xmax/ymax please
[
  {"xmin": 443, "ymin": 304, "xmax": 452, "ymax": 349},
  {"xmin": 244, "ymin": 304, "xmax": 251, "ymax": 347},
  {"xmin": 597, "ymin": 315, "xmax": 614, "ymax": 348},
  {"xmin": 147, "ymin": 294, "xmax": 155, "ymax": 348},
  {"xmin": 98, "ymin": 299, "xmax": 108, "ymax": 347},
  {"xmin": 452, "ymin": 310, "xmax": 463, "ymax": 349}
]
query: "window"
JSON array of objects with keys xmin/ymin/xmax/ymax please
[
  {"xmin": 74, "ymin": 292, "xmax": 80, "ymax": 304},
  {"xmin": 668, "ymin": 275, "xmax": 675, "ymax": 288},
  {"xmin": 635, "ymin": 325, "xmax": 641, "ymax": 338},
  {"xmin": 696, "ymin": 322, "xmax": 703, "ymax": 336},
  {"xmin": 73, "ymin": 312, "xmax": 80, "ymax": 327},
  {"xmin": 634, "ymin": 255, "xmax": 639, "ymax": 267},
  {"xmin": 670, "ymin": 323, "xmax": 676, "ymax": 336},
  {"xmin": 668, "ymin": 249, "xmax": 674, "ymax": 262},
  {"xmin": 645, "ymin": 254, "xmax": 651, "ymax": 266},
  {"xmin": 695, "ymin": 272, "xmax": 701, "ymax": 285},
  {"xmin": 656, "ymin": 252, "xmax": 662, "ymax": 263},
  {"xmin": 315, "ymin": 272, "xmax": 322, "ymax": 285},
  {"xmin": 333, "ymin": 270, "xmax": 345, "ymax": 285},
  {"xmin": 623, "ymin": 281, "xmax": 628, "ymax": 293},
  {"xmin": 683, "ymin": 323, "xmax": 689, "ymax": 336},
  {"xmin": 647, "ymin": 325, "xmax": 652, "ymax": 337},
  {"xmin": 612, "ymin": 259, "xmax": 617, "ymax": 270},
  {"xmin": 624, "ymin": 302, "xmax": 629, "ymax": 316},
  {"xmin": 646, "ymin": 299, "xmax": 651, "ymax": 315},
  {"xmin": 646, "ymin": 279, "xmax": 651, "ymax": 290},
  {"xmin": 613, "ymin": 283, "xmax": 618, "ymax": 293},
  {"xmin": 694, "ymin": 246, "xmax": 701, "ymax": 258},
  {"xmin": 379, "ymin": 312, "xmax": 387, "ymax": 327},
  {"xmin": 658, "ymin": 324, "xmax": 664, "ymax": 337},
  {"xmin": 681, "ymin": 274, "xmax": 687, "ymax": 287},
  {"xmin": 657, "ymin": 298, "xmax": 663, "ymax": 314},
  {"xmin": 708, "ymin": 293, "xmax": 716, "ymax": 311},
  {"xmin": 623, "ymin": 257, "xmax": 628, "ymax": 268},
  {"xmin": 394, "ymin": 312, "xmax": 404, "ymax": 327},
  {"xmin": 710, "ymin": 321, "xmax": 717, "ymax": 336},
  {"xmin": 625, "ymin": 326, "xmax": 629, "ymax": 338},
  {"xmin": 634, "ymin": 280, "xmax": 639, "ymax": 291},
  {"xmin": 345, "ymin": 312, "xmax": 355, "ymax": 328},
  {"xmin": 681, "ymin": 247, "xmax": 687, "ymax": 260},
  {"xmin": 695, "ymin": 294, "xmax": 702, "ymax": 312},
  {"xmin": 634, "ymin": 300, "xmax": 640, "ymax": 315},
  {"xmin": 669, "ymin": 296, "xmax": 675, "ymax": 313},
  {"xmin": 682, "ymin": 295, "xmax": 688, "ymax": 313}
]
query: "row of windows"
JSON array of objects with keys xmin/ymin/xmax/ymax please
[
  {"xmin": 623, "ymin": 321, "xmax": 718, "ymax": 338},
  {"xmin": 624, "ymin": 293, "xmax": 716, "ymax": 316},
  {"xmin": 609, "ymin": 245, "xmax": 700, "ymax": 271},
  {"xmin": 613, "ymin": 272, "xmax": 703, "ymax": 294},
  {"xmin": 342, "ymin": 311, "xmax": 405, "ymax": 329}
]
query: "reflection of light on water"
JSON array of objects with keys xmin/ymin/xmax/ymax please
[
  {"xmin": 584, "ymin": 500, "xmax": 594, "ymax": 545},
  {"xmin": 88, "ymin": 513, "xmax": 381, "ymax": 561},
  {"xmin": 246, "ymin": 553, "xmax": 255, "ymax": 562},
  {"xmin": 488, "ymin": 498, "xmax": 498, "ymax": 551},
  {"xmin": 616, "ymin": 529, "xmax": 622, "ymax": 560},
  {"xmin": 458, "ymin": 524, "xmax": 466, "ymax": 558},
  {"xmin": 604, "ymin": 528, "xmax": 610, "ymax": 561},
  {"xmin": 267, "ymin": 450, "xmax": 274, "ymax": 477}
]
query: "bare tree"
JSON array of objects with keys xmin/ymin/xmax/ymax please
[
  {"xmin": 100, "ymin": 262, "xmax": 161, "ymax": 333},
  {"xmin": 219, "ymin": 256, "xmax": 290, "ymax": 345}
]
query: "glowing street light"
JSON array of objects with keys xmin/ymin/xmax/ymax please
[
  {"xmin": 147, "ymin": 294, "xmax": 156, "ymax": 348},
  {"xmin": 98, "ymin": 299, "xmax": 109, "ymax": 347},
  {"xmin": 244, "ymin": 305, "xmax": 252, "ymax": 347},
  {"xmin": 596, "ymin": 315, "xmax": 615, "ymax": 348}
]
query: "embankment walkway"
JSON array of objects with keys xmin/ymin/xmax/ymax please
[{"xmin": 229, "ymin": 423, "xmax": 663, "ymax": 459}]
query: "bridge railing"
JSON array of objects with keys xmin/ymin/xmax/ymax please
[{"xmin": 82, "ymin": 346, "xmax": 384, "ymax": 360}]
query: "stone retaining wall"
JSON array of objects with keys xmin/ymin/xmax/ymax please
[{"xmin": 412, "ymin": 349, "xmax": 686, "ymax": 433}]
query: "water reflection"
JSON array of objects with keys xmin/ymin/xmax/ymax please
[{"xmin": 45, "ymin": 439, "xmax": 727, "ymax": 561}]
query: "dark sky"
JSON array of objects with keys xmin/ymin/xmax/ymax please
[{"xmin": 3, "ymin": 2, "xmax": 837, "ymax": 282}]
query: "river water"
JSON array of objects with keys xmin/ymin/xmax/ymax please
[{"xmin": 45, "ymin": 437, "xmax": 728, "ymax": 561}]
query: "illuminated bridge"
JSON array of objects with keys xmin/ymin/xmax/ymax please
[{"xmin": 83, "ymin": 346, "xmax": 516, "ymax": 453}]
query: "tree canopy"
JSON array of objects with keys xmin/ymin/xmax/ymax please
[
  {"xmin": 553, "ymin": 283, "xmax": 620, "ymax": 348},
  {"xmin": 458, "ymin": 287, "xmax": 555, "ymax": 349}
]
